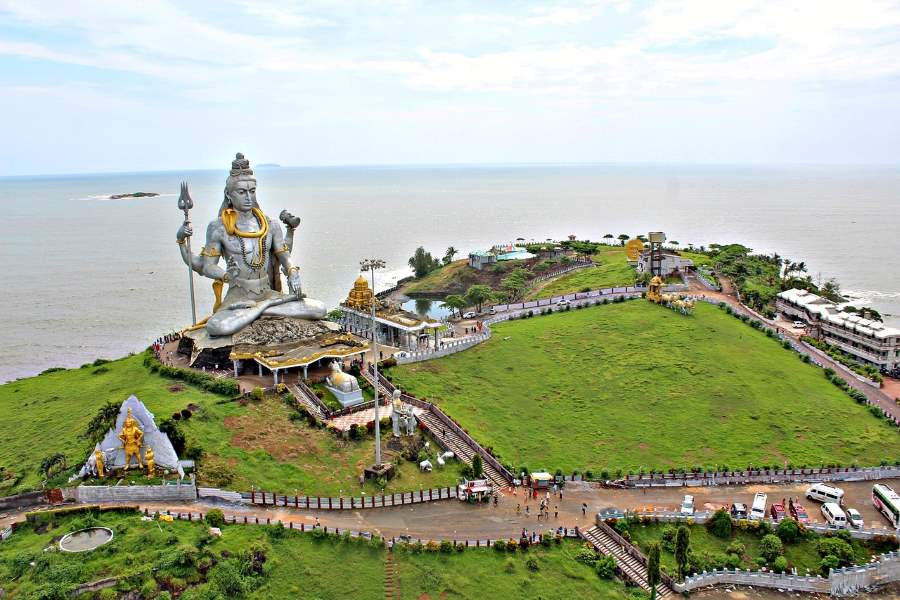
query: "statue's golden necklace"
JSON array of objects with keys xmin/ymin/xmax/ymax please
[{"xmin": 221, "ymin": 207, "xmax": 269, "ymax": 271}]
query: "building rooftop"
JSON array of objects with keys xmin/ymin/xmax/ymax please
[{"xmin": 777, "ymin": 288, "xmax": 900, "ymax": 339}]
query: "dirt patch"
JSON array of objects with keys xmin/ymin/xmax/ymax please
[
  {"xmin": 223, "ymin": 401, "xmax": 321, "ymax": 461},
  {"xmin": 168, "ymin": 384, "xmax": 185, "ymax": 392}
]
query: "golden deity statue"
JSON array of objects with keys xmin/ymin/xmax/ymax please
[
  {"xmin": 145, "ymin": 446, "xmax": 155, "ymax": 477},
  {"xmin": 118, "ymin": 408, "xmax": 144, "ymax": 470},
  {"xmin": 647, "ymin": 275, "xmax": 664, "ymax": 304},
  {"xmin": 94, "ymin": 448, "xmax": 105, "ymax": 478}
]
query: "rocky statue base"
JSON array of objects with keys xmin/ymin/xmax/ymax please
[
  {"xmin": 178, "ymin": 316, "xmax": 365, "ymax": 371},
  {"xmin": 324, "ymin": 384, "xmax": 364, "ymax": 408},
  {"xmin": 364, "ymin": 463, "xmax": 396, "ymax": 481}
]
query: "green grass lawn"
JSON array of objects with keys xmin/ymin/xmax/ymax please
[
  {"xmin": 626, "ymin": 521, "xmax": 882, "ymax": 578},
  {"xmin": 183, "ymin": 395, "xmax": 464, "ymax": 496},
  {"xmin": 0, "ymin": 508, "xmax": 385, "ymax": 599},
  {"xmin": 0, "ymin": 355, "xmax": 461, "ymax": 497},
  {"xmin": 395, "ymin": 540, "xmax": 633, "ymax": 599},
  {"xmin": 390, "ymin": 301, "xmax": 900, "ymax": 473},
  {"xmin": 527, "ymin": 248, "xmax": 635, "ymax": 300},
  {"xmin": 0, "ymin": 354, "xmax": 221, "ymax": 495}
]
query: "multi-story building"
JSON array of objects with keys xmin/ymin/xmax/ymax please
[
  {"xmin": 776, "ymin": 288, "xmax": 900, "ymax": 373},
  {"xmin": 635, "ymin": 250, "xmax": 693, "ymax": 276}
]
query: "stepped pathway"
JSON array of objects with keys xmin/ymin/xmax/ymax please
[
  {"xmin": 362, "ymin": 370, "xmax": 508, "ymax": 489},
  {"xmin": 384, "ymin": 551, "xmax": 400, "ymax": 600},
  {"xmin": 415, "ymin": 409, "xmax": 507, "ymax": 488},
  {"xmin": 581, "ymin": 526, "xmax": 674, "ymax": 598},
  {"xmin": 287, "ymin": 383, "xmax": 327, "ymax": 421}
]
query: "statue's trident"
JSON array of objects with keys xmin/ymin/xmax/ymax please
[{"xmin": 178, "ymin": 182, "xmax": 197, "ymax": 325}]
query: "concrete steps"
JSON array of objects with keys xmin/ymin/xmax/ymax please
[
  {"xmin": 581, "ymin": 526, "xmax": 674, "ymax": 598},
  {"xmin": 416, "ymin": 410, "xmax": 506, "ymax": 488},
  {"xmin": 384, "ymin": 551, "xmax": 400, "ymax": 600},
  {"xmin": 287, "ymin": 383, "xmax": 327, "ymax": 420}
]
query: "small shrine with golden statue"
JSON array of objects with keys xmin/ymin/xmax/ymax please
[
  {"xmin": 646, "ymin": 275, "xmax": 695, "ymax": 315},
  {"xmin": 76, "ymin": 395, "xmax": 183, "ymax": 481}
]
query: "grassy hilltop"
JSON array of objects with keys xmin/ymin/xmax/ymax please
[{"xmin": 390, "ymin": 301, "xmax": 900, "ymax": 474}]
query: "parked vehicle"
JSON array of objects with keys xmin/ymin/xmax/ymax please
[
  {"xmin": 488, "ymin": 308, "xmax": 497, "ymax": 315},
  {"xmin": 789, "ymin": 497, "xmax": 810, "ymax": 524},
  {"xmin": 872, "ymin": 484, "xmax": 900, "ymax": 528},
  {"xmin": 846, "ymin": 508, "xmax": 864, "ymax": 529},
  {"xmin": 821, "ymin": 502, "xmax": 848, "ymax": 528},
  {"xmin": 730, "ymin": 503, "xmax": 748, "ymax": 519},
  {"xmin": 792, "ymin": 320, "xmax": 806, "ymax": 328},
  {"xmin": 806, "ymin": 483, "xmax": 845, "ymax": 505},
  {"xmin": 769, "ymin": 500, "xmax": 786, "ymax": 522},
  {"xmin": 680, "ymin": 495, "xmax": 694, "ymax": 515},
  {"xmin": 556, "ymin": 299, "xmax": 570, "ymax": 307},
  {"xmin": 463, "ymin": 312, "xmax": 477, "ymax": 319},
  {"xmin": 750, "ymin": 492, "xmax": 767, "ymax": 521}
]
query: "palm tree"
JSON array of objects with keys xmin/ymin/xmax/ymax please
[{"xmin": 443, "ymin": 246, "xmax": 458, "ymax": 265}]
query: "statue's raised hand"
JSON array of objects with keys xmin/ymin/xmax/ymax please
[
  {"xmin": 176, "ymin": 220, "xmax": 193, "ymax": 242},
  {"xmin": 279, "ymin": 210, "xmax": 301, "ymax": 229}
]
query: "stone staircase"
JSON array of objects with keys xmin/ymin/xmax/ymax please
[
  {"xmin": 581, "ymin": 525, "xmax": 674, "ymax": 598},
  {"xmin": 384, "ymin": 551, "xmax": 400, "ymax": 600},
  {"xmin": 287, "ymin": 383, "xmax": 327, "ymax": 421},
  {"xmin": 415, "ymin": 409, "xmax": 506, "ymax": 488}
]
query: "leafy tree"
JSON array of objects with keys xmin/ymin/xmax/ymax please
[
  {"xmin": 408, "ymin": 247, "xmax": 441, "ymax": 278},
  {"xmin": 706, "ymin": 509, "xmax": 733, "ymax": 538},
  {"xmin": 160, "ymin": 418, "xmax": 187, "ymax": 455},
  {"xmin": 472, "ymin": 454, "xmax": 483, "ymax": 478},
  {"xmin": 443, "ymin": 294, "xmax": 468, "ymax": 318},
  {"xmin": 464, "ymin": 285, "xmax": 493, "ymax": 312},
  {"xmin": 759, "ymin": 534, "xmax": 783, "ymax": 562},
  {"xmin": 443, "ymin": 246, "xmax": 458, "ymax": 265},
  {"xmin": 675, "ymin": 526, "xmax": 690, "ymax": 580},
  {"xmin": 39, "ymin": 453, "xmax": 67, "ymax": 478},
  {"xmin": 83, "ymin": 401, "xmax": 121, "ymax": 444},
  {"xmin": 603, "ymin": 233, "xmax": 614, "ymax": 242},
  {"xmin": 647, "ymin": 542, "xmax": 661, "ymax": 600},
  {"xmin": 816, "ymin": 537, "xmax": 854, "ymax": 566},
  {"xmin": 776, "ymin": 518, "xmax": 801, "ymax": 543},
  {"xmin": 617, "ymin": 234, "xmax": 629, "ymax": 246},
  {"xmin": 500, "ymin": 268, "xmax": 530, "ymax": 302},
  {"xmin": 209, "ymin": 559, "xmax": 248, "ymax": 597}
]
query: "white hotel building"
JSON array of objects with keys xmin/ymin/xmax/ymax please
[{"xmin": 776, "ymin": 288, "xmax": 900, "ymax": 374}]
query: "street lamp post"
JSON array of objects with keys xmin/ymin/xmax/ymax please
[{"xmin": 360, "ymin": 258, "xmax": 386, "ymax": 467}]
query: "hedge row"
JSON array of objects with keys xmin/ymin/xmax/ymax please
[{"xmin": 142, "ymin": 351, "xmax": 240, "ymax": 396}]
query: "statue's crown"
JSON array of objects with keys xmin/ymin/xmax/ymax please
[{"xmin": 230, "ymin": 152, "xmax": 254, "ymax": 177}]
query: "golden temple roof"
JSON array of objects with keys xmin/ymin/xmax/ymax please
[{"xmin": 344, "ymin": 275, "xmax": 380, "ymax": 311}]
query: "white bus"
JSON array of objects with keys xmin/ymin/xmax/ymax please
[
  {"xmin": 750, "ymin": 492, "xmax": 767, "ymax": 521},
  {"xmin": 872, "ymin": 484, "xmax": 900, "ymax": 528}
]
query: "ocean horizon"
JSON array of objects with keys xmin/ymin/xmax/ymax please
[{"xmin": 1, "ymin": 163, "xmax": 898, "ymax": 382}]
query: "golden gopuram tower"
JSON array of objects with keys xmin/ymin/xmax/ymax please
[{"xmin": 344, "ymin": 275, "xmax": 381, "ymax": 312}]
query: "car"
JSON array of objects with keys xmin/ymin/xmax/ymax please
[
  {"xmin": 488, "ymin": 308, "xmax": 497, "ymax": 315},
  {"xmin": 789, "ymin": 497, "xmax": 810, "ymax": 524},
  {"xmin": 394, "ymin": 351, "xmax": 410, "ymax": 359},
  {"xmin": 846, "ymin": 508, "xmax": 864, "ymax": 529},
  {"xmin": 557, "ymin": 299, "xmax": 570, "ymax": 307},
  {"xmin": 730, "ymin": 503, "xmax": 748, "ymax": 519},
  {"xmin": 792, "ymin": 320, "xmax": 806, "ymax": 328},
  {"xmin": 680, "ymin": 495, "xmax": 694, "ymax": 515},
  {"xmin": 462, "ymin": 312, "xmax": 477, "ymax": 319}
]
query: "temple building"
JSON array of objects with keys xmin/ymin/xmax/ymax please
[{"xmin": 340, "ymin": 276, "xmax": 443, "ymax": 354}]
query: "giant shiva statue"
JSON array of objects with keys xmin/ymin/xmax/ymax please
[{"xmin": 176, "ymin": 153, "xmax": 326, "ymax": 336}]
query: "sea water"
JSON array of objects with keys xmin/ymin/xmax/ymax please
[{"xmin": 0, "ymin": 164, "xmax": 897, "ymax": 382}]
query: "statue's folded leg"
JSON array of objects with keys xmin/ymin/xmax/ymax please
[{"xmin": 263, "ymin": 298, "xmax": 327, "ymax": 319}]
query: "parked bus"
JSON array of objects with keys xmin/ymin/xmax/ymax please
[{"xmin": 872, "ymin": 484, "xmax": 900, "ymax": 528}]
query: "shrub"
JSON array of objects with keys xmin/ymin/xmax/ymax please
[
  {"xmin": 595, "ymin": 554, "xmax": 616, "ymax": 578},
  {"xmin": 439, "ymin": 540, "xmax": 453, "ymax": 553},
  {"xmin": 816, "ymin": 537, "xmax": 854, "ymax": 566},
  {"xmin": 660, "ymin": 525, "xmax": 677, "ymax": 552},
  {"xmin": 759, "ymin": 534, "xmax": 783, "ymax": 562},
  {"xmin": 541, "ymin": 531, "xmax": 553, "ymax": 547},
  {"xmin": 526, "ymin": 557, "xmax": 539, "ymax": 572},
  {"xmin": 725, "ymin": 553, "xmax": 743, "ymax": 569},
  {"xmin": 725, "ymin": 541, "xmax": 745, "ymax": 556},
  {"xmin": 773, "ymin": 556, "xmax": 788, "ymax": 573},
  {"xmin": 493, "ymin": 539, "xmax": 506, "ymax": 552},
  {"xmin": 425, "ymin": 540, "xmax": 441, "ymax": 553},
  {"xmin": 209, "ymin": 559, "xmax": 248, "ymax": 597},
  {"xmin": 575, "ymin": 546, "xmax": 598, "ymax": 567},
  {"xmin": 820, "ymin": 554, "xmax": 840, "ymax": 576},
  {"xmin": 707, "ymin": 509, "xmax": 733, "ymax": 538},
  {"xmin": 776, "ymin": 518, "xmax": 801, "ymax": 543},
  {"xmin": 205, "ymin": 509, "xmax": 226, "ymax": 528}
]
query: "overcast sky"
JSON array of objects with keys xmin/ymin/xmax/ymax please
[{"xmin": 2, "ymin": 0, "xmax": 900, "ymax": 175}]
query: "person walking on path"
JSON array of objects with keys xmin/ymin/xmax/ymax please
[
  {"xmin": 555, "ymin": 506, "xmax": 559, "ymax": 519},
  {"xmin": 516, "ymin": 504, "xmax": 521, "ymax": 515},
  {"xmin": 581, "ymin": 503, "xmax": 587, "ymax": 517}
]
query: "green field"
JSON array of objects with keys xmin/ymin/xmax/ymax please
[
  {"xmin": 390, "ymin": 301, "xmax": 900, "ymax": 473},
  {"xmin": 395, "ymin": 540, "xmax": 633, "ymax": 599},
  {"xmin": 527, "ymin": 248, "xmax": 635, "ymax": 300},
  {"xmin": 0, "ymin": 355, "xmax": 460, "ymax": 497},
  {"xmin": 0, "ymin": 508, "xmax": 385, "ymax": 599}
]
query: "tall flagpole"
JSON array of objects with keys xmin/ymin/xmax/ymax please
[
  {"xmin": 178, "ymin": 182, "xmax": 197, "ymax": 325},
  {"xmin": 361, "ymin": 258, "xmax": 386, "ymax": 466}
]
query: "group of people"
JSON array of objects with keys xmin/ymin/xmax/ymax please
[
  {"xmin": 513, "ymin": 484, "xmax": 563, "ymax": 520},
  {"xmin": 150, "ymin": 331, "xmax": 182, "ymax": 360}
]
